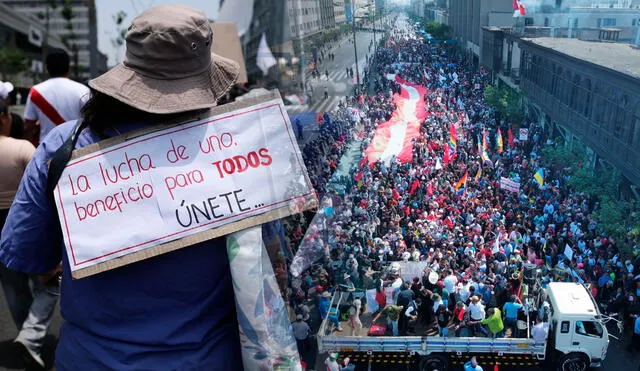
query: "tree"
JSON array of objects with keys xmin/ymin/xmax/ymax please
[
  {"xmin": 0, "ymin": 47, "xmax": 28, "ymax": 81},
  {"xmin": 483, "ymin": 84, "xmax": 524, "ymax": 125},
  {"xmin": 111, "ymin": 10, "xmax": 128, "ymax": 64},
  {"xmin": 59, "ymin": 0, "xmax": 78, "ymax": 79},
  {"xmin": 423, "ymin": 21, "xmax": 451, "ymax": 40}
]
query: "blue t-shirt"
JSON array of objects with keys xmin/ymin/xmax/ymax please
[
  {"xmin": 503, "ymin": 301, "xmax": 523, "ymax": 319},
  {"xmin": 0, "ymin": 121, "xmax": 242, "ymax": 370}
]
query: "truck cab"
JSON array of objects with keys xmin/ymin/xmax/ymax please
[{"xmin": 546, "ymin": 282, "xmax": 609, "ymax": 370}]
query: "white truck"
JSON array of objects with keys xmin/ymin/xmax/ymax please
[{"xmin": 317, "ymin": 282, "xmax": 614, "ymax": 371}]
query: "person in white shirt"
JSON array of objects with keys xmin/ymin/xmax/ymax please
[
  {"xmin": 443, "ymin": 269, "xmax": 458, "ymax": 293},
  {"xmin": 531, "ymin": 317, "xmax": 549, "ymax": 343},
  {"xmin": 24, "ymin": 48, "xmax": 90, "ymax": 145},
  {"xmin": 468, "ymin": 296, "xmax": 488, "ymax": 336}
]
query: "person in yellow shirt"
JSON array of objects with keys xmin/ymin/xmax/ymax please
[
  {"xmin": 479, "ymin": 308, "xmax": 504, "ymax": 338},
  {"xmin": 469, "ymin": 307, "xmax": 504, "ymax": 338}
]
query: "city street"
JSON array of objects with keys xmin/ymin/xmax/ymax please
[{"xmin": 287, "ymin": 29, "xmax": 379, "ymax": 118}]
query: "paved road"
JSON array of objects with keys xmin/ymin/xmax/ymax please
[{"xmin": 287, "ymin": 29, "xmax": 379, "ymax": 120}]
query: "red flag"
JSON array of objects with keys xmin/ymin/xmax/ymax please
[
  {"xmin": 392, "ymin": 189, "xmax": 400, "ymax": 201},
  {"xmin": 519, "ymin": 3, "xmax": 526, "ymax": 15},
  {"xmin": 494, "ymin": 362, "xmax": 500, "ymax": 371},
  {"xmin": 512, "ymin": 0, "xmax": 519, "ymax": 10},
  {"xmin": 427, "ymin": 182, "xmax": 434, "ymax": 196},
  {"xmin": 443, "ymin": 146, "xmax": 450, "ymax": 165},
  {"xmin": 410, "ymin": 180, "xmax": 420, "ymax": 195},
  {"xmin": 354, "ymin": 171, "xmax": 363, "ymax": 182},
  {"xmin": 508, "ymin": 127, "xmax": 514, "ymax": 148}
]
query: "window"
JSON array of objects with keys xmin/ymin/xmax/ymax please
[
  {"xmin": 597, "ymin": 18, "xmax": 616, "ymax": 27},
  {"xmin": 570, "ymin": 74, "xmax": 580, "ymax": 110},
  {"xmin": 544, "ymin": 17, "xmax": 549, "ymax": 27},
  {"xmin": 561, "ymin": 321, "xmax": 570, "ymax": 333},
  {"xmin": 575, "ymin": 321, "xmax": 603, "ymax": 338},
  {"xmin": 633, "ymin": 19, "xmax": 637, "ymax": 26},
  {"xmin": 583, "ymin": 79, "xmax": 592, "ymax": 118}
]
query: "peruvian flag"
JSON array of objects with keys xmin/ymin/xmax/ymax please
[
  {"xmin": 513, "ymin": 0, "xmax": 526, "ymax": 15},
  {"xmin": 427, "ymin": 182, "xmax": 434, "ymax": 196},
  {"xmin": 410, "ymin": 179, "xmax": 420, "ymax": 195},
  {"xmin": 443, "ymin": 145, "xmax": 451, "ymax": 165},
  {"xmin": 365, "ymin": 75, "xmax": 428, "ymax": 165}
]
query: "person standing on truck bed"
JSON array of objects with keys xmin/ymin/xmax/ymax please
[
  {"xmin": 503, "ymin": 295, "xmax": 523, "ymax": 338},
  {"xmin": 468, "ymin": 295, "xmax": 487, "ymax": 336},
  {"xmin": 479, "ymin": 308, "xmax": 504, "ymax": 338},
  {"xmin": 372, "ymin": 304, "xmax": 403, "ymax": 336},
  {"xmin": 396, "ymin": 283, "xmax": 415, "ymax": 335}
]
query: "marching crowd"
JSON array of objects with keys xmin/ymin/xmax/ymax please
[{"xmin": 287, "ymin": 16, "xmax": 640, "ymax": 369}]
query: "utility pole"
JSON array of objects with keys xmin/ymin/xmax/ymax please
[
  {"xmin": 371, "ymin": 0, "xmax": 377, "ymax": 54},
  {"xmin": 352, "ymin": 4, "xmax": 360, "ymax": 86},
  {"xmin": 296, "ymin": 0, "xmax": 307, "ymax": 96}
]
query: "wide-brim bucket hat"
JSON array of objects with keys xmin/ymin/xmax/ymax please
[{"xmin": 90, "ymin": 4, "xmax": 239, "ymax": 114}]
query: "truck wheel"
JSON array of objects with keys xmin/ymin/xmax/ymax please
[
  {"xmin": 557, "ymin": 353, "xmax": 589, "ymax": 371},
  {"xmin": 419, "ymin": 354, "xmax": 448, "ymax": 371}
]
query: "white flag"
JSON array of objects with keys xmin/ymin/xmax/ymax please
[
  {"xmin": 217, "ymin": 0, "xmax": 254, "ymax": 37},
  {"xmin": 256, "ymin": 33, "xmax": 277, "ymax": 76},
  {"xmin": 435, "ymin": 158, "xmax": 442, "ymax": 170},
  {"xmin": 564, "ymin": 244, "xmax": 574, "ymax": 261}
]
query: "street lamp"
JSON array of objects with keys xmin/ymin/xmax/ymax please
[{"xmin": 351, "ymin": 2, "xmax": 374, "ymax": 86}]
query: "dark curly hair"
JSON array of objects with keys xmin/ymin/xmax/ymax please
[{"xmin": 81, "ymin": 89, "xmax": 207, "ymax": 136}]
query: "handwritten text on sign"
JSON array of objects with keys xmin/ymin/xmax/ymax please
[{"xmin": 54, "ymin": 98, "xmax": 314, "ymax": 275}]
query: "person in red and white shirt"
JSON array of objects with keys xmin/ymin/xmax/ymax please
[{"xmin": 24, "ymin": 48, "xmax": 89, "ymax": 145}]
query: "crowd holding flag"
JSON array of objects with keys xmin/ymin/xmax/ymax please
[
  {"xmin": 455, "ymin": 171, "xmax": 468, "ymax": 196},
  {"xmin": 513, "ymin": 0, "xmax": 526, "ymax": 16},
  {"xmin": 448, "ymin": 123, "xmax": 457, "ymax": 160},
  {"xmin": 482, "ymin": 129, "xmax": 489, "ymax": 151},
  {"xmin": 479, "ymin": 135, "xmax": 493, "ymax": 166},
  {"xmin": 534, "ymin": 168, "xmax": 545, "ymax": 187},
  {"xmin": 475, "ymin": 167, "xmax": 482, "ymax": 183}
]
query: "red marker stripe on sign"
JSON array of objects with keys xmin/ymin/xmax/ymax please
[{"xmin": 29, "ymin": 88, "xmax": 65, "ymax": 125}]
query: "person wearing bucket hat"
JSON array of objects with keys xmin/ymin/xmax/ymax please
[{"xmin": 0, "ymin": 5, "xmax": 242, "ymax": 370}]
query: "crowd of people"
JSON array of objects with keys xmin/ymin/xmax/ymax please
[{"xmin": 286, "ymin": 15, "xmax": 640, "ymax": 367}]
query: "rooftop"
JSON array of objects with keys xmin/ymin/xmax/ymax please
[
  {"xmin": 547, "ymin": 282, "xmax": 598, "ymax": 317},
  {"xmin": 521, "ymin": 37, "xmax": 640, "ymax": 80}
]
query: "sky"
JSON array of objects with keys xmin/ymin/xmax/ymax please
[{"xmin": 96, "ymin": 0, "xmax": 220, "ymax": 66}]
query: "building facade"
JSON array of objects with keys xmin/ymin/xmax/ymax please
[
  {"xmin": 241, "ymin": 0, "xmax": 291, "ymax": 81},
  {"xmin": 482, "ymin": 28, "xmax": 640, "ymax": 193},
  {"xmin": 448, "ymin": 0, "xmax": 514, "ymax": 68},
  {"xmin": 288, "ymin": 0, "xmax": 323, "ymax": 40},
  {"xmin": 524, "ymin": 7, "xmax": 640, "ymax": 41},
  {"xmin": 410, "ymin": 0, "xmax": 426, "ymax": 18},
  {"xmin": 334, "ymin": 0, "xmax": 346, "ymax": 25},
  {"xmin": 0, "ymin": 0, "xmax": 106, "ymax": 79},
  {"xmin": 0, "ymin": 2, "xmax": 67, "ymax": 88},
  {"xmin": 518, "ymin": 38, "xmax": 640, "ymax": 189},
  {"xmin": 319, "ymin": 0, "xmax": 336, "ymax": 29}
]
